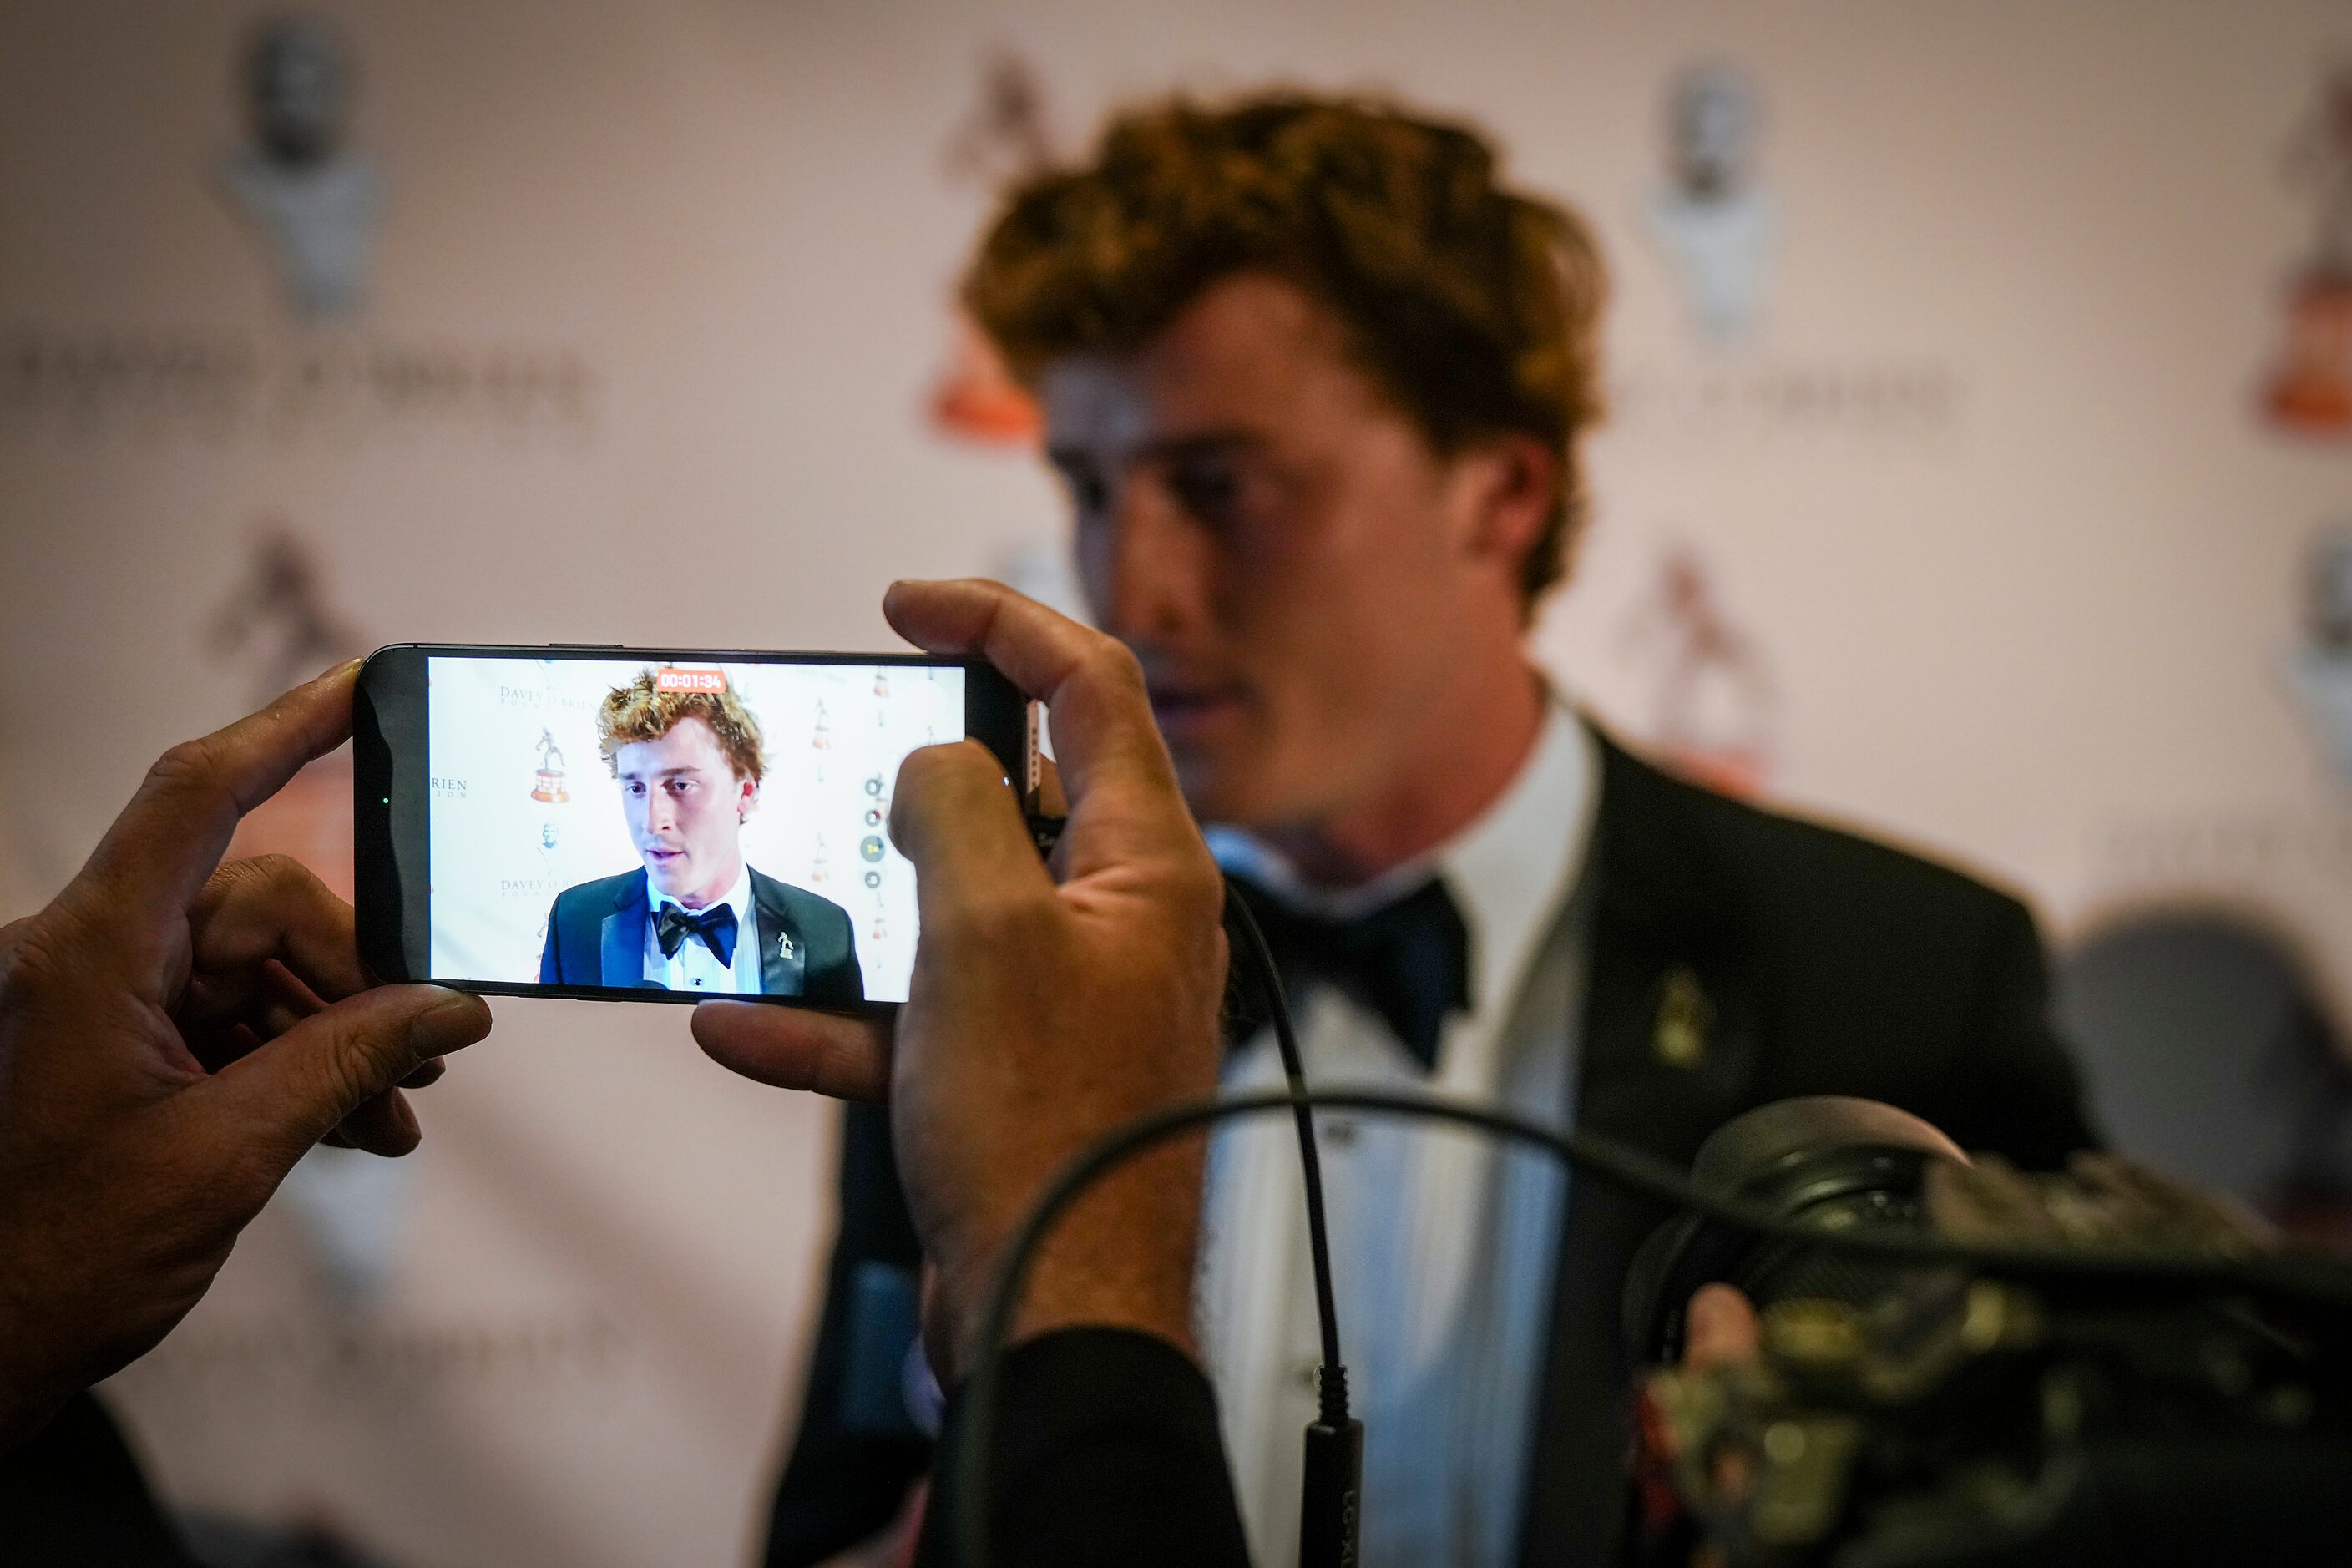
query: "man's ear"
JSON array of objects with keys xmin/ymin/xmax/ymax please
[
  {"xmin": 738, "ymin": 774, "xmax": 760, "ymax": 822},
  {"xmin": 1456, "ymin": 432, "xmax": 1558, "ymax": 584}
]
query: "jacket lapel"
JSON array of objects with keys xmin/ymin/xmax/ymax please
[
  {"xmin": 1520, "ymin": 726, "xmax": 1761, "ymax": 1566},
  {"xmin": 751, "ymin": 872, "xmax": 809, "ymax": 997},
  {"xmin": 599, "ymin": 873, "xmax": 650, "ymax": 989}
]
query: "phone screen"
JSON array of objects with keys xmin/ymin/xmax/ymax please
[{"xmin": 417, "ymin": 653, "xmax": 969, "ymax": 1006}]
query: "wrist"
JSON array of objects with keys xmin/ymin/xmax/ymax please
[{"xmin": 932, "ymin": 1139, "xmax": 1206, "ymax": 1382}]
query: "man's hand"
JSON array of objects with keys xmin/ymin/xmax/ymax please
[
  {"xmin": 0, "ymin": 665, "xmax": 492, "ymax": 1447},
  {"xmin": 695, "ymin": 580, "xmax": 1228, "ymax": 1377}
]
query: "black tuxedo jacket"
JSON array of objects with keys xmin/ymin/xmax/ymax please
[
  {"xmin": 538, "ymin": 867, "xmax": 864, "ymax": 1004},
  {"xmin": 761, "ymin": 727, "xmax": 2097, "ymax": 1566}
]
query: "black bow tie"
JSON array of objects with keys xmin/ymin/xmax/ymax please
[
  {"xmin": 655, "ymin": 903, "xmax": 740, "ymax": 966},
  {"xmin": 1224, "ymin": 873, "xmax": 1472, "ymax": 1072}
]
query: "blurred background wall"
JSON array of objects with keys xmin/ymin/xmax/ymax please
[{"xmin": 3, "ymin": 2, "xmax": 2349, "ymax": 1564}]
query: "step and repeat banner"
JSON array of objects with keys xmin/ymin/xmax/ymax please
[{"xmin": 3, "ymin": 3, "xmax": 2348, "ymax": 1564}]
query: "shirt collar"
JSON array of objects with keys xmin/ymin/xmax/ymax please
[
  {"xmin": 650, "ymin": 862, "xmax": 755, "ymax": 929},
  {"xmin": 1206, "ymin": 692, "xmax": 1598, "ymax": 1024}
]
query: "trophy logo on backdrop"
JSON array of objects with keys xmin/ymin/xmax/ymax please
[
  {"xmin": 216, "ymin": 16, "xmax": 382, "ymax": 322},
  {"xmin": 2263, "ymin": 64, "xmax": 2352, "ymax": 438},
  {"xmin": 206, "ymin": 526, "xmax": 366, "ymax": 892},
  {"xmin": 4, "ymin": 16, "xmax": 601, "ymax": 446},
  {"xmin": 206, "ymin": 523, "xmax": 367, "ymax": 703},
  {"xmin": 2285, "ymin": 525, "xmax": 2352, "ymax": 781},
  {"xmin": 928, "ymin": 53, "xmax": 1058, "ymax": 445},
  {"xmin": 1619, "ymin": 542, "xmax": 1778, "ymax": 797},
  {"xmin": 205, "ymin": 526, "xmax": 414, "ymax": 1302},
  {"xmin": 531, "ymin": 730, "xmax": 570, "ymax": 803},
  {"xmin": 1644, "ymin": 63, "xmax": 1778, "ymax": 346},
  {"xmin": 1615, "ymin": 64, "xmax": 1962, "ymax": 446}
]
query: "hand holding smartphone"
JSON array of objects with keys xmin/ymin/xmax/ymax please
[{"xmin": 354, "ymin": 645, "xmax": 1031, "ymax": 1013}]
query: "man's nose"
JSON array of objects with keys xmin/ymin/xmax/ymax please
[
  {"xmin": 644, "ymin": 793, "xmax": 676, "ymax": 835},
  {"xmin": 1093, "ymin": 483, "xmax": 1211, "ymax": 646}
]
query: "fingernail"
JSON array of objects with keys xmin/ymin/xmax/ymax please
[
  {"xmin": 408, "ymin": 989, "xmax": 488, "ymax": 1052},
  {"xmin": 316, "ymin": 656, "xmax": 363, "ymax": 684}
]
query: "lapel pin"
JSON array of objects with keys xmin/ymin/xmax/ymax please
[
  {"xmin": 778, "ymin": 931, "xmax": 797, "ymax": 961},
  {"xmin": 1652, "ymin": 965, "xmax": 1713, "ymax": 1069}
]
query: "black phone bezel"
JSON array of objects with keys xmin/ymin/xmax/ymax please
[{"xmin": 353, "ymin": 641, "xmax": 1030, "ymax": 1016}]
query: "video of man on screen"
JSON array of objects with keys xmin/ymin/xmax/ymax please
[{"xmin": 425, "ymin": 656, "xmax": 964, "ymax": 1004}]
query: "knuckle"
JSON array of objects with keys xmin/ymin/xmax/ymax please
[
  {"xmin": 245, "ymin": 852, "xmax": 316, "ymax": 892},
  {"xmin": 221, "ymin": 852, "xmax": 326, "ymax": 909},
  {"xmin": 146, "ymin": 737, "xmax": 221, "ymax": 801},
  {"xmin": 314, "ymin": 1014, "xmax": 395, "ymax": 1115},
  {"xmin": 0, "ymin": 917, "xmax": 68, "ymax": 1009},
  {"xmin": 1079, "ymin": 636, "xmax": 1149, "ymax": 701}
]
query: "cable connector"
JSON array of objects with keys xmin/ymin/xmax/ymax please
[{"xmin": 1300, "ymin": 1394, "xmax": 1363, "ymax": 1568}]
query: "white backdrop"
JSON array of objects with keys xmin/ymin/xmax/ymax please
[
  {"xmin": 2, "ymin": 3, "xmax": 2348, "ymax": 1565},
  {"xmin": 425, "ymin": 655, "xmax": 963, "ymax": 999}
]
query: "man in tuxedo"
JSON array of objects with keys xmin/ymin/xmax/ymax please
[
  {"xmin": 539, "ymin": 668, "xmax": 862, "ymax": 1004},
  {"xmin": 758, "ymin": 94, "xmax": 2096, "ymax": 1566}
]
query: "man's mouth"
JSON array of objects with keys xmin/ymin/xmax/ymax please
[
  {"xmin": 1146, "ymin": 681, "xmax": 1247, "ymax": 738},
  {"xmin": 645, "ymin": 847, "xmax": 685, "ymax": 866}
]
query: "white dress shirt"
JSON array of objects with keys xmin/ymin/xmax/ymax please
[
  {"xmin": 1199, "ymin": 696, "xmax": 1601, "ymax": 1568},
  {"xmin": 641, "ymin": 864, "xmax": 762, "ymax": 995}
]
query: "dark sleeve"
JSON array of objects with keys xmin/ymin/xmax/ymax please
[
  {"xmin": 0, "ymin": 1392, "xmax": 196, "ymax": 1567},
  {"xmin": 1943, "ymin": 897, "xmax": 2102, "ymax": 1170},
  {"xmin": 539, "ymin": 898, "xmax": 564, "ymax": 984},
  {"xmin": 916, "ymin": 1328, "xmax": 1250, "ymax": 1568},
  {"xmin": 836, "ymin": 903, "xmax": 865, "ymax": 1001},
  {"xmin": 761, "ymin": 1101, "xmax": 932, "ymax": 1566},
  {"xmin": 795, "ymin": 894, "xmax": 864, "ymax": 1007}
]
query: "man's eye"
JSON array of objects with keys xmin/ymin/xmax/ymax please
[
  {"xmin": 1061, "ymin": 470, "xmax": 1110, "ymax": 518},
  {"xmin": 1168, "ymin": 461, "xmax": 1245, "ymax": 523}
]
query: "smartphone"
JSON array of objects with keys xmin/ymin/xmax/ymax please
[{"xmin": 354, "ymin": 643, "xmax": 1032, "ymax": 1013}]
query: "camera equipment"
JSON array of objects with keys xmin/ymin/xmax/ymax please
[
  {"xmin": 953, "ymin": 1087, "xmax": 2352, "ymax": 1568},
  {"xmin": 1626, "ymin": 1097, "xmax": 2352, "ymax": 1566}
]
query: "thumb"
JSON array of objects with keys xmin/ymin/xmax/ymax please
[{"xmin": 197, "ymin": 985, "xmax": 492, "ymax": 1169}]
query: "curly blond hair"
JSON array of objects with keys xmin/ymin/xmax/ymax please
[
  {"xmin": 596, "ymin": 669, "xmax": 766, "ymax": 784},
  {"xmin": 961, "ymin": 90, "xmax": 1608, "ymax": 604}
]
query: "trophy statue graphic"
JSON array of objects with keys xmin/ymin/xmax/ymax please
[
  {"xmin": 2285, "ymin": 526, "xmax": 2352, "ymax": 781},
  {"xmin": 1621, "ymin": 543, "xmax": 1778, "ymax": 797},
  {"xmin": 208, "ymin": 525, "xmax": 366, "ymax": 898},
  {"xmin": 1643, "ymin": 64, "xmax": 1778, "ymax": 346},
  {"xmin": 531, "ymin": 728, "xmax": 570, "ymax": 803},
  {"xmin": 215, "ymin": 17, "xmax": 382, "ymax": 322},
  {"xmin": 205, "ymin": 525, "xmax": 409, "ymax": 1302},
  {"xmin": 929, "ymin": 53, "xmax": 1056, "ymax": 444},
  {"xmin": 2264, "ymin": 65, "xmax": 2352, "ymax": 438}
]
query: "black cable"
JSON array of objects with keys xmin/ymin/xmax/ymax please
[
  {"xmin": 1221, "ymin": 881, "xmax": 1349, "ymax": 1427},
  {"xmin": 950, "ymin": 1083, "xmax": 2352, "ymax": 1568}
]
